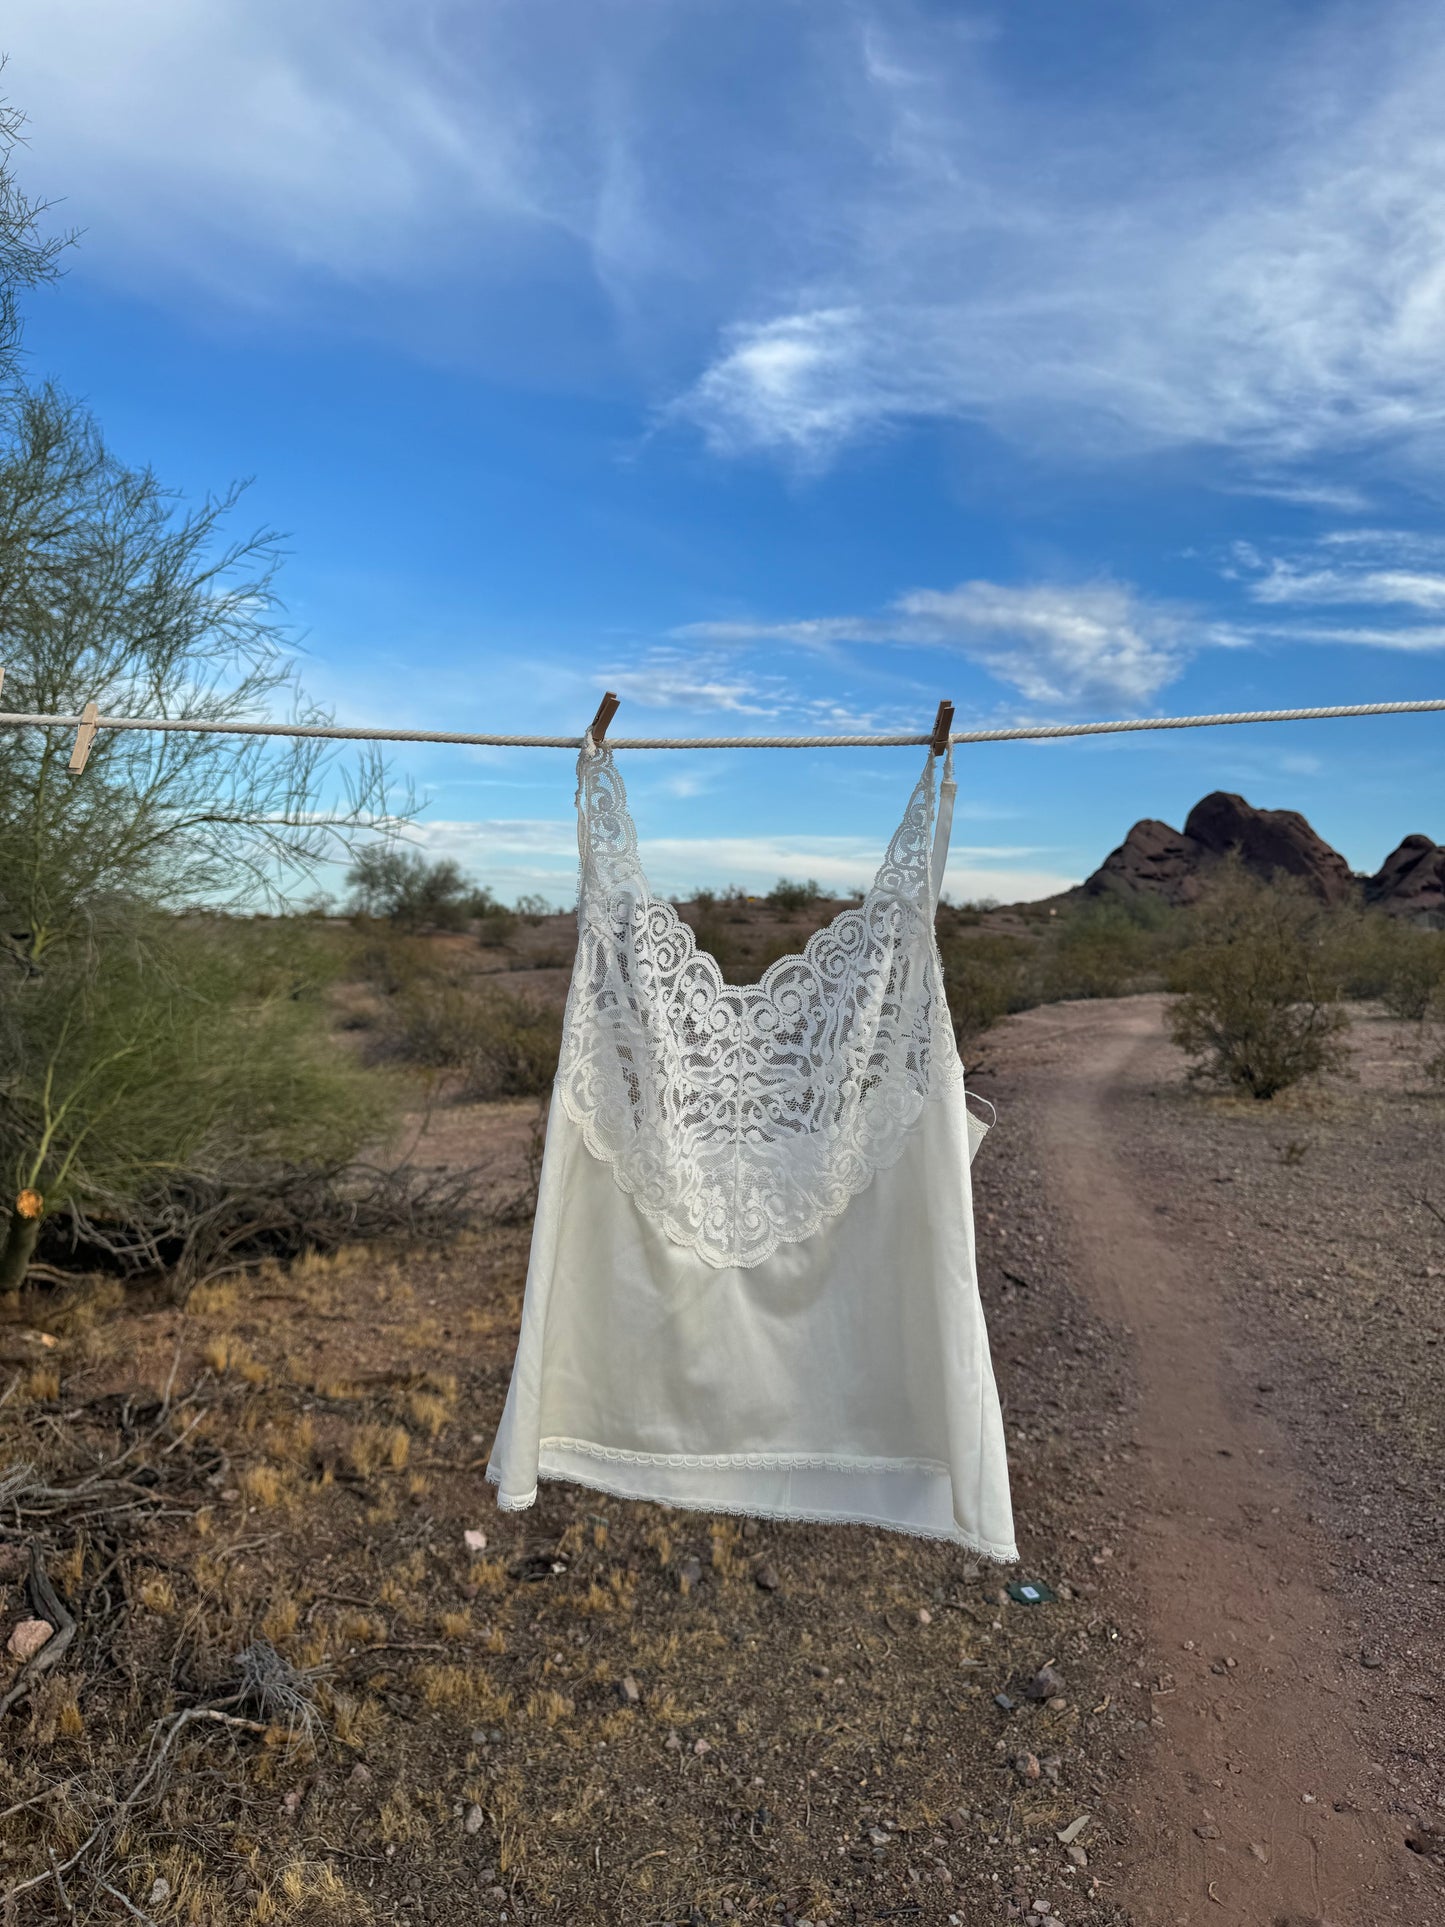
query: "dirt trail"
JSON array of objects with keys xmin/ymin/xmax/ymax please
[{"xmin": 1006, "ymin": 999, "xmax": 1421, "ymax": 1927}]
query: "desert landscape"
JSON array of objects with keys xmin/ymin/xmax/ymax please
[
  {"xmin": 2, "ymin": 794, "xmax": 1443, "ymax": 1927},
  {"xmin": 6, "ymin": 23, "xmax": 1445, "ymax": 1923}
]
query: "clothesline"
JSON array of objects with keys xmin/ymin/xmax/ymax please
[{"xmin": 0, "ymin": 695, "xmax": 1443, "ymax": 752}]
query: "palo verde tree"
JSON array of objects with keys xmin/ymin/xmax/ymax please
[
  {"xmin": 0, "ymin": 388, "xmax": 403, "ymax": 1288},
  {"xmin": 0, "ymin": 83, "xmax": 69, "ymax": 396},
  {"xmin": 0, "ymin": 103, "xmax": 403, "ymax": 1291}
]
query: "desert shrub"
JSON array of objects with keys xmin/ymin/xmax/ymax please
[
  {"xmin": 349, "ymin": 928, "xmax": 437, "ymax": 999},
  {"xmin": 376, "ymin": 978, "xmax": 560, "ymax": 1100},
  {"xmin": 937, "ymin": 933, "xmax": 1037, "ymax": 1043},
  {"xmin": 767, "ymin": 877, "xmax": 823, "ymax": 914},
  {"xmin": 513, "ymin": 893, "xmax": 552, "ymax": 926},
  {"xmin": 1166, "ymin": 859, "xmax": 1349, "ymax": 1100},
  {"xmin": 1336, "ymin": 912, "xmax": 1445, "ymax": 1019},
  {"xmin": 0, "ymin": 913, "xmax": 390, "ymax": 1290},
  {"xmin": 457, "ymin": 993, "xmax": 562, "ymax": 1100},
  {"xmin": 1037, "ymin": 898, "xmax": 1180, "ymax": 1001},
  {"xmin": 686, "ymin": 909, "xmax": 742, "ymax": 970},
  {"xmin": 345, "ymin": 848, "xmax": 479, "ymax": 932},
  {"xmin": 474, "ymin": 897, "xmax": 519, "ymax": 946}
]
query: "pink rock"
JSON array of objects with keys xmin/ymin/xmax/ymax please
[{"xmin": 7, "ymin": 1618, "xmax": 54, "ymax": 1660}]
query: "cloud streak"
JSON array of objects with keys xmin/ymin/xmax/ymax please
[
  {"xmin": 680, "ymin": 580, "xmax": 1223, "ymax": 709},
  {"xmin": 410, "ymin": 816, "xmax": 1075, "ymax": 905},
  {"xmin": 11, "ymin": 0, "xmax": 1445, "ymax": 482},
  {"xmin": 674, "ymin": 6, "xmax": 1445, "ymax": 471}
]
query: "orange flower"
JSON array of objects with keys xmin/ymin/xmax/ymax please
[{"xmin": 15, "ymin": 1190, "xmax": 43, "ymax": 1220}]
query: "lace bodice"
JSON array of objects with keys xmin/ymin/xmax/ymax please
[{"xmin": 554, "ymin": 743, "xmax": 962, "ymax": 1268}]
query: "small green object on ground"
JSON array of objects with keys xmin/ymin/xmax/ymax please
[{"xmin": 1006, "ymin": 1579, "xmax": 1058, "ymax": 1605}]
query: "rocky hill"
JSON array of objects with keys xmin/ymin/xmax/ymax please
[{"xmin": 1082, "ymin": 792, "xmax": 1445, "ymax": 925}]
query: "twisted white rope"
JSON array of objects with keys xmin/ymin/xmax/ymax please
[{"xmin": 0, "ymin": 696, "xmax": 1442, "ymax": 750}]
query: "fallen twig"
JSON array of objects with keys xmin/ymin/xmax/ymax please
[
  {"xmin": 0, "ymin": 1689, "xmax": 282, "ymax": 1909},
  {"xmin": 0, "ymin": 1777, "xmax": 80, "ymax": 1824},
  {"xmin": 95, "ymin": 1877, "xmax": 158, "ymax": 1924},
  {"xmin": 0, "ymin": 1544, "xmax": 77, "ymax": 1717}
]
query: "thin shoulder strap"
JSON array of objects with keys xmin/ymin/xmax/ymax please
[
  {"xmin": 928, "ymin": 741, "xmax": 955, "ymax": 913},
  {"xmin": 575, "ymin": 737, "xmax": 643, "ymax": 906}
]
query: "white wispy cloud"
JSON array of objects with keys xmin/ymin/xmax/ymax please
[
  {"xmin": 603, "ymin": 659, "xmax": 783, "ymax": 716},
  {"xmin": 408, "ymin": 816, "xmax": 1075, "ymax": 905},
  {"xmin": 1249, "ymin": 623, "xmax": 1445, "ymax": 651},
  {"xmin": 1225, "ymin": 529, "xmax": 1445, "ymax": 648},
  {"xmin": 596, "ymin": 650, "xmax": 938, "ymax": 738},
  {"xmin": 1248, "ymin": 564, "xmax": 1445, "ymax": 610},
  {"xmin": 11, "ymin": 1, "xmax": 1445, "ymax": 481},
  {"xmin": 673, "ymin": 8, "xmax": 1445, "ymax": 470},
  {"xmin": 1224, "ymin": 481, "xmax": 1375, "ymax": 512},
  {"xmin": 679, "ymin": 580, "xmax": 1224, "ymax": 708}
]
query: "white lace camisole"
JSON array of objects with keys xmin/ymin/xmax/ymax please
[{"xmin": 485, "ymin": 740, "xmax": 1017, "ymax": 1560}]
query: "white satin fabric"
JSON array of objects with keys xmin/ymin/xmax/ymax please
[{"xmin": 486, "ymin": 745, "xmax": 1016, "ymax": 1560}]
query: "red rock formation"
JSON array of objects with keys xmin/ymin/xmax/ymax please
[
  {"xmin": 1083, "ymin": 793, "xmax": 1441, "ymax": 923},
  {"xmin": 1365, "ymin": 836, "xmax": 1445, "ymax": 924},
  {"xmin": 1181, "ymin": 792, "xmax": 1357, "ymax": 903},
  {"xmin": 1084, "ymin": 818, "xmax": 1208, "ymax": 906}
]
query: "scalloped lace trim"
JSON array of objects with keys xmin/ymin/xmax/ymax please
[{"xmin": 556, "ymin": 745, "xmax": 962, "ymax": 1269}]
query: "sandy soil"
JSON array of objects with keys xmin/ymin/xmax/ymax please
[
  {"xmin": 2, "ymin": 991, "xmax": 1441, "ymax": 1925},
  {"xmin": 971, "ymin": 996, "xmax": 1444, "ymax": 1927}
]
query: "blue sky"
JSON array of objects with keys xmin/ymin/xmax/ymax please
[{"xmin": 5, "ymin": 0, "xmax": 1445, "ymax": 905}]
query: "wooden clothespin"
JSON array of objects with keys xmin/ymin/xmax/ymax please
[
  {"xmin": 0, "ymin": 665, "xmax": 5, "ymax": 700},
  {"xmin": 929, "ymin": 699, "xmax": 954, "ymax": 758},
  {"xmin": 587, "ymin": 691, "xmax": 620, "ymax": 746},
  {"xmin": 69, "ymin": 700, "xmax": 100, "ymax": 774}
]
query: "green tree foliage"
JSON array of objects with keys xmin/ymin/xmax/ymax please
[
  {"xmin": 345, "ymin": 847, "xmax": 478, "ymax": 932},
  {"xmin": 767, "ymin": 877, "xmax": 823, "ymax": 914},
  {"xmin": 0, "ymin": 388, "xmax": 396, "ymax": 960},
  {"xmin": 0, "ymin": 917, "xmax": 377, "ymax": 1290},
  {"xmin": 0, "ymin": 113, "xmax": 401, "ymax": 1289},
  {"xmin": 0, "ymin": 88, "xmax": 70, "ymax": 396},
  {"xmin": 1335, "ymin": 911, "xmax": 1445, "ymax": 1020},
  {"xmin": 1166, "ymin": 858, "xmax": 1349, "ymax": 1099}
]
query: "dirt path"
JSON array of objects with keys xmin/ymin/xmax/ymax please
[{"xmin": 1000, "ymin": 999, "xmax": 1423, "ymax": 1927}]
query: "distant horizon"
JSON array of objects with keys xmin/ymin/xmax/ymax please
[{"xmin": 243, "ymin": 771, "xmax": 1437, "ymax": 917}]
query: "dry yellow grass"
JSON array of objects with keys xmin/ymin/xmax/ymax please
[
  {"xmin": 334, "ymin": 1610, "xmax": 386, "ymax": 1646},
  {"xmin": 262, "ymin": 1595, "xmax": 300, "ymax": 1643},
  {"xmin": 201, "ymin": 1336, "xmax": 234, "ymax": 1374},
  {"xmin": 239, "ymin": 1463, "xmax": 287, "ymax": 1508},
  {"xmin": 347, "ymin": 1422, "xmax": 411, "ymax": 1475},
  {"xmin": 523, "ymin": 1687, "xmax": 572, "ymax": 1726},
  {"xmin": 404, "ymin": 1388, "xmax": 453, "ymax": 1435},
  {"xmin": 137, "ymin": 1574, "xmax": 178, "ymax": 1615},
  {"xmin": 467, "ymin": 1556, "xmax": 508, "ymax": 1594},
  {"xmin": 644, "ymin": 1523, "xmax": 672, "ymax": 1567},
  {"xmin": 415, "ymin": 1663, "xmax": 512, "ymax": 1724}
]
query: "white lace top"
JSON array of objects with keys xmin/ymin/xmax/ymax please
[{"xmin": 486, "ymin": 742, "xmax": 1017, "ymax": 1559}]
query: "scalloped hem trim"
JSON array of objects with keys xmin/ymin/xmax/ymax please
[{"xmin": 484, "ymin": 1448, "xmax": 1017, "ymax": 1565}]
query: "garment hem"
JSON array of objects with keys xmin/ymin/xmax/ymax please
[{"xmin": 484, "ymin": 1453, "xmax": 1018, "ymax": 1565}]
